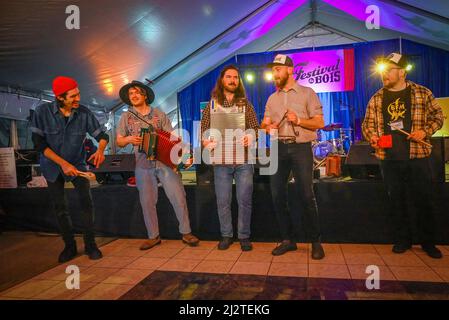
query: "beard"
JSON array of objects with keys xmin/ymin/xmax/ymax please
[
  {"xmin": 382, "ymin": 77, "xmax": 396, "ymax": 89},
  {"xmin": 223, "ymin": 83, "xmax": 237, "ymax": 93},
  {"xmin": 274, "ymin": 74, "xmax": 288, "ymax": 89}
]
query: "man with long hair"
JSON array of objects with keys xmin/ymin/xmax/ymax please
[{"xmin": 201, "ymin": 65, "xmax": 259, "ymax": 251}]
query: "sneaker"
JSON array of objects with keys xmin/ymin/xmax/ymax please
[
  {"xmin": 272, "ymin": 241, "xmax": 297, "ymax": 256},
  {"xmin": 392, "ymin": 243, "xmax": 411, "ymax": 254},
  {"xmin": 239, "ymin": 238, "xmax": 253, "ymax": 251},
  {"xmin": 218, "ymin": 237, "xmax": 234, "ymax": 250},
  {"xmin": 182, "ymin": 233, "xmax": 200, "ymax": 247},
  {"xmin": 85, "ymin": 243, "xmax": 103, "ymax": 260},
  {"xmin": 58, "ymin": 242, "xmax": 78, "ymax": 263},
  {"xmin": 127, "ymin": 177, "xmax": 136, "ymax": 187},
  {"xmin": 421, "ymin": 244, "xmax": 443, "ymax": 259},
  {"xmin": 140, "ymin": 236, "xmax": 161, "ymax": 250},
  {"xmin": 311, "ymin": 242, "xmax": 325, "ymax": 260}
]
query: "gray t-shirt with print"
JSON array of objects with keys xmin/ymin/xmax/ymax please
[{"xmin": 117, "ymin": 106, "xmax": 173, "ymax": 169}]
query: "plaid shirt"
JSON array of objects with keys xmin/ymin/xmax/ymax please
[
  {"xmin": 362, "ymin": 80, "xmax": 443, "ymax": 160},
  {"xmin": 200, "ymin": 97, "xmax": 259, "ymax": 138}
]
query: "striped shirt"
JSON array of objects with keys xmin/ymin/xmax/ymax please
[{"xmin": 362, "ymin": 80, "xmax": 443, "ymax": 160}]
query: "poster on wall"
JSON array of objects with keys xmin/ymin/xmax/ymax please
[
  {"xmin": 289, "ymin": 48, "xmax": 354, "ymax": 93},
  {"xmin": 0, "ymin": 147, "xmax": 18, "ymax": 188}
]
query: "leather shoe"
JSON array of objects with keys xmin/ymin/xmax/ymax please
[
  {"xmin": 182, "ymin": 233, "xmax": 200, "ymax": 247},
  {"xmin": 272, "ymin": 241, "xmax": 297, "ymax": 256},
  {"xmin": 392, "ymin": 243, "xmax": 411, "ymax": 254},
  {"xmin": 239, "ymin": 238, "xmax": 253, "ymax": 251},
  {"xmin": 140, "ymin": 236, "xmax": 161, "ymax": 250},
  {"xmin": 58, "ymin": 242, "xmax": 77, "ymax": 263},
  {"xmin": 422, "ymin": 244, "xmax": 442, "ymax": 259},
  {"xmin": 85, "ymin": 242, "xmax": 103, "ymax": 260},
  {"xmin": 218, "ymin": 237, "xmax": 234, "ymax": 250},
  {"xmin": 311, "ymin": 242, "xmax": 325, "ymax": 260}
]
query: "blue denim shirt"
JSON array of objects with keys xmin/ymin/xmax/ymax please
[{"xmin": 30, "ymin": 101, "xmax": 104, "ymax": 182}]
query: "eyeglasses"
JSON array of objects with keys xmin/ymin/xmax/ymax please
[{"xmin": 383, "ymin": 67, "xmax": 401, "ymax": 73}]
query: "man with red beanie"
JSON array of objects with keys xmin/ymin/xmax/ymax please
[{"xmin": 31, "ymin": 76, "xmax": 109, "ymax": 263}]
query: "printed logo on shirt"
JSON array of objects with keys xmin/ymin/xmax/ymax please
[{"xmin": 387, "ymin": 98, "xmax": 406, "ymax": 122}]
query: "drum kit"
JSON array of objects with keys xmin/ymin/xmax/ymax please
[{"xmin": 312, "ymin": 122, "xmax": 353, "ymax": 168}]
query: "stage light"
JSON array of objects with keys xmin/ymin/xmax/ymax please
[
  {"xmin": 103, "ymin": 79, "xmax": 114, "ymax": 95},
  {"xmin": 245, "ymin": 72, "xmax": 255, "ymax": 83},
  {"xmin": 264, "ymin": 71, "xmax": 273, "ymax": 82},
  {"xmin": 375, "ymin": 62, "xmax": 386, "ymax": 73},
  {"xmin": 405, "ymin": 64, "xmax": 413, "ymax": 72}
]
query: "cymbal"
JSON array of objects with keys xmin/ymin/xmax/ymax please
[{"xmin": 321, "ymin": 123, "xmax": 343, "ymax": 131}]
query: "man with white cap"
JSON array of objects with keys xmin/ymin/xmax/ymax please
[
  {"xmin": 362, "ymin": 53, "xmax": 444, "ymax": 258},
  {"xmin": 261, "ymin": 54, "xmax": 325, "ymax": 260}
]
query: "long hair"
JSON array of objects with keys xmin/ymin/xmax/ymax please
[{"xmin": 211, "ymin": 65, "xmax": 246, "ymax": 105}]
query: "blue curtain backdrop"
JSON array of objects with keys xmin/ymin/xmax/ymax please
[{"xmin": 178, "ymin": 39, "xmax": 449, "ymax": 146}]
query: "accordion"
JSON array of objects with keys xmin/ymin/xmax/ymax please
[{"xmin": 138, "ymin": 125, "xmax": 184, "ymax": 170}]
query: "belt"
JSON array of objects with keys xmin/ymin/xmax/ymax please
[{"xmin": 279, "ymin": 138, "xmax": 296, "ymax": 144}]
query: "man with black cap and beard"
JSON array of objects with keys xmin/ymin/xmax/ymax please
[
  {"xmin": 362, "ymin": 53, "xmax": 444, "ymax": 258},
  {"xmin": 116, "ymin": 81, "xmax": 199, "ymax": 250},
  {"xmin": 261, "ymin": 54, "xmax": 325, "ymax": 260}
]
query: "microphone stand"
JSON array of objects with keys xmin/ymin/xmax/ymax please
[{"xmin": 340, "ymin": 101, "xmax": 357, "ymax": 143}]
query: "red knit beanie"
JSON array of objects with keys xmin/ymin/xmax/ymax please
[{"xmin": 52, "ymin": 76, "xmax": 78, "ymax": 96}]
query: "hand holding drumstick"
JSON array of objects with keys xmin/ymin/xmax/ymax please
[
  {"xmin": 389, "ymin": 123, "xmax": 432, "ymax": 148},
  {"xmin": 76, "ymin": 170, "xmax": 97, "ymax": 181}
]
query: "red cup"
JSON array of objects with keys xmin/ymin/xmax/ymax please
[{"xmin": 378, "ymin": 135, "xmax": 392, "ymax": 148}]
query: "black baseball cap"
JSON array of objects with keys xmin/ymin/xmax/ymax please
[{"xmin": 267, "ymin": 54, "xmax": 294, "ymax": 68}]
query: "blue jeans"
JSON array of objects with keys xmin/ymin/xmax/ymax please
[
  {"xmin": 135, "ymin": 161, "xmax": 192, "ymax": 239},
  {"xmin": 213, "ymin": 164, "xmax": 253, "ymax": 239}
]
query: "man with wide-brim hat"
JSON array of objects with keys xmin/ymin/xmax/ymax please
[
  {"xmin": 116, "ymin": 80, "xmax": 200, "ymax": 250},
  {"xmin": 119, "ymin": 80, "xmax": 155, "ymax": 106}
]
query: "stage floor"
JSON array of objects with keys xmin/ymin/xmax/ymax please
[{"xmin": 1, "ymin": 236, "xmax": 449, "ymax": 300}]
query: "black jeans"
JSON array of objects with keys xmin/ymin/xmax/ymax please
[
  {"xmin": 380, "ymin": 158, "xmax": 436, "ymax": 246},
  {"xmin": 46, "ymin": 174, "xmax": 96, "ymax": 245},
  {"xmin": 270, "ymin": 142, "xmax": 321, "ymax": 242}
]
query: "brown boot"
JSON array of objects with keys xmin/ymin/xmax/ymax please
[
  {"xmin": 140, "ymin": 236, "xmax": 161, "ymax": 250},
  {"xmin": 182, "ymin": 233, "xmax": 199, "ymax": 247}
]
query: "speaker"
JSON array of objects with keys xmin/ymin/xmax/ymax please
[
  {"xmin": 429, "ymin": 137, "xmax": 446, "ymax": 183},
  {"xmin": 196, "ymin": 163, "xmax": 214, "ymax": 185},
  {"xmin": 92, "ymin": 154, "xmax": 135, "ymax": 184},
  {"xmin": 344, "ymin": 142, "xmax": 381, "ymax": 179},
  {"xmin": 16, "ymin": 165, "xmax": 32, "ymax": 186},
  {"xmin": 444, "ymin": 137, "xmax": 449, "ymax": 162},
  {"xmin": 92, "ymin": 154, "xmax": 135, "ymax": 172}
]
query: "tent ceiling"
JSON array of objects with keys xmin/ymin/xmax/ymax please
[{"xmin": 1, "ymin": 0, "xmax": 448, "ymax": 119}]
